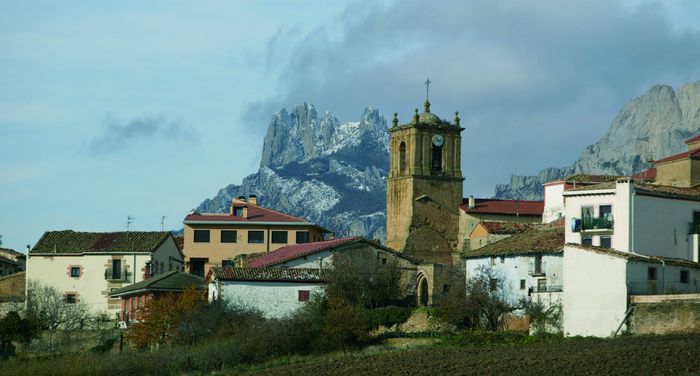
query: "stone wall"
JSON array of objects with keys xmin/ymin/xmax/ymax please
[
  {"xmin": 0, "ymin": 271, "xmax": 25, "ymax": 296},
  {"xmin": 629, "ymin": 294, "xmax": 700, "ymax": 334}
]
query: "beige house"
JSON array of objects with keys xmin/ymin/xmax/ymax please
[
  {"xmin": 653, "ymin": 134, "xmax": 700, "ymax": 187},
  {"xmin": 182, "ymin": 195, "xmax": 328, "ymax": 277},
  {"xmin": 27, "ymin": 231, "xmax": 183, "ymax": 317}
]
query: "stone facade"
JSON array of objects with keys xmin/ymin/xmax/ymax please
[
  {"xmin": 630, "ymin": 295, "xmax": 700, "ymax": 334},
  {"xmin": 386, "ymin": 101, "xmax": 463, "ymax": 264}
]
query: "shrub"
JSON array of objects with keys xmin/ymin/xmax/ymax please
[{"xmin": 366, "ymin": 306, "xmax": 414, "ymax": 329}]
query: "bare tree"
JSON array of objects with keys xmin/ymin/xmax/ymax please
[{"xmin": 465, "ymin": 265, "xmax": 521, "ymax": 331}]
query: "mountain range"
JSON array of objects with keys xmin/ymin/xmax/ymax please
[{"xmin": 193, "ymin": 82, "xmax": 700, "ymax": 239}]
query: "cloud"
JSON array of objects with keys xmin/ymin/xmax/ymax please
[
  {"xmin": 249, "ymin": 0, "xmax": 700, "ymax": 195},
  {"xmin": 89, "ymin": 115, "xmax": 199, "ymax": 155}
]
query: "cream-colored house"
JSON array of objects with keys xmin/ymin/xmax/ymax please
[
  {"xmin": 27, "ymin": 231, "xmax": 183, "ymax": 317},
  {"xmin": 182, "ymin": 195, "xmax": 328, "ymax": 277}
]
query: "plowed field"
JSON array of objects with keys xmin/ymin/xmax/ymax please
[{"xmin": 237, "ymin": 334, "xmax": 700, "ymax": 376}]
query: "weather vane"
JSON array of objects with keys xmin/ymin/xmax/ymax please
[{"xmin": 425, "ymin": 77, "xmax": 432, "ymax": 101}]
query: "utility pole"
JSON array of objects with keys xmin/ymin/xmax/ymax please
[{"xmin": 160, "ymin": 216, "xmax": 166, "ymax": 231}]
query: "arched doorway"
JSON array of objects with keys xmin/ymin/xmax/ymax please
[{"xmin": 417, "ymin": 274, "xmax": 429, "ymax": 306}]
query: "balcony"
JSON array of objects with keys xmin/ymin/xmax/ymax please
[
  {"xmin": 528, "ymin": 261, "xmax": 546, "ymax": 276},
  {"xmin": 532, "ymin": 285, "xmax": 563, "ymax": 293},
  {"xmin": 581, "ymin": 216, "xmax": 614, "ymax": 232},
  {"xmin": 104, "ymin": 268, "xmax": 131, "ymax": 282}
]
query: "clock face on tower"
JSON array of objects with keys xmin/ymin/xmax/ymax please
[{"xmin": 432, "ymin": 134, "xmax": 444, "ymax": 147}]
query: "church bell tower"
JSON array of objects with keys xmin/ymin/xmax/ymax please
[{"xmin": 386, "ymin": 81, "xmax": 464, "ymax": 263}]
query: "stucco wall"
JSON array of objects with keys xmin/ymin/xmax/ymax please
[
  {"xmin": 563, "ymin": 246, "xmax": 628, "ymax": 337},
  {"xmin": 465, "ymin": 254, "xmax": 563, "ymax": 303},
  {"xmin": 564, "ymin": 190, "xmax": 622, "ymax": 249},
  {"xmin": 215, "ymin": 281, "xmax": 324, "ymax": 318},
  {"xmin": 633, "ymin": 194, "xmax": 700, "ymax": 259},
  {"xmin": 656, "ymin": 159, "xmax": 691, "ymax": 187},
  {"xmin": 543, "ymin": 183, "xmax": 566, "ymax": 224}
]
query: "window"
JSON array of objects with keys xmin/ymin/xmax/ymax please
[
  {"xmin": 112, "ymin": 259, "xmax": 122, "ymax": 280},
  {"xmin": 65, "ymin": 293, "xmax": 77, "ymax": 304},
  {"xmin": 600, "ymin": 237, "xmax": 612, "ymax": 248},
  {"xmin": 490, "ymin": 257, "xmax": 496, "ymax": 266},
  {"xmin": 271, "ymin": 231, "xmax": 288, "ymax": 244},
  {"xmin": 399, "ymin": 142, "xmax": 407, "ymax": 174},
  {"xmin": 381, "ymin": 258, "xmax": 387, "ymax": 265},
  {"xmin": 534, "ymin": 255, "xmax": 543, "ymax": 274},
  {"xmin": 489, "ymin": 278, "xmax": 498, "ymax": 292},
  {"xmin": 70, "ymin": 267, "xmax": 81, "ymax": 278},
  {"xmin": 681, "ymin": 270, "xmax": 689, "ymax": 284},
  {"xmin": 520, "ymin": 279, "xmax": 526, "ymax": 290},
  {"xmin": 500, "ymin": 256, "xmax": 505, "ymax": 264},
  {"xmin": 221, "ymin": 230, "xmax": 237, "ymax": 243},
  {"xmin": 298, "ymin": 290, "xmax": 310, "ymax": 302},
  {"xmin": 233, "ymin": 207, "xmax": 243, "ymax": 216},
  {"xmin": 248, "ymin": 231, "xmax": 264, "ymax": 244},
  {"xmin": 443, "ymin": 284, "xmax": 450, "ymax": 294},
  {"xmin": 599, "ymin": 205, "xmax": 612, "ymax": 220},
  {"xmin": 222, "ymin": 260, "xmax": 234, "ymax": 267},
  {"xmin": 194, "ymin": 230, "xmax": 210, "ymax": 243},
  {"xmin": 537, "ymin": 279, "xmax": 547, "ymax": 292},
  {"xmin": 648, "ymin": 267, "xmax": 657, "ymax": 281},
  {"xmin": 431, "ymin": 144, "xmax": 442, "ymax": 173},
  {"xmin": 582, "ymin": 237, "xmax": 593, "ymax": 246},
  {"xmin": 296, "ymin": 231, "xmax": 310, "ymax": 244}
]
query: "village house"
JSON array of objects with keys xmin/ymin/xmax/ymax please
[
  {"xmin": 27, "ymin": 231, "xmax": 183, "ymax": 316},
  {"xmin": 110, "ymin": 270, "xmax": 204, "ymax": 324},
  {"xmin": 542, "ymin": 174, "xmax": 620, "ymax": 223},
  {"xmin": 207, "ymin": 237, "xmax": 419, "ymax": 316},
  {"xmin": 560, "ymin": 134, "xmax": 700, "ymax": 336},
  {"xmin": 182, "ymin": 195, "xmax": 328, "ymax": 278}
]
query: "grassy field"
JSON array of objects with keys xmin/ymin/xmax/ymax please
[{"xmin": 235, "ymin": 334, "xmax": 700, "ymax": 376}]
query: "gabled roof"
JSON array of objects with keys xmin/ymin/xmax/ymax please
[
  {"xmin": 654, "ymin": 149, "xmax": 700, "ymax": 164},
  {"xmin": 565, "ymin": 243, "xmax": 700, "ymax": 268},
  {"xmin": 460, "ymin": 199, "xmax": 544, "ymax": 216},
  {"xmin": 174, "ymin": 236, "xmax": 184, "ymax": 251},
  {"xmin": 0, "ymin": 248, "xmax": 24, "ymax": 258},
  {"xmin": 464, "ymin": 227, "xmax": 564, "ymax": 258},
  {"xmin": 0, "ymin": 254, "xmax": 19, "ymax": 266},
  {"xmin": 474, "ymin": 222, "xmax": 539, "ymax": 236},
  {"xmin": 209, "ymin": 267, "xmax": 325, "ymax": 283},
  {"xmin": 31, "ymin": 231, "xmax": 172, "ymax": 255},
  {"xmin": 184, "ymin": 204, "xmax": 326, "ymax": 232},
  {"xmin": 109, "ymin": 271, "xmax": 205, "ymax": 298},
  {"xmin": 247, "ymin": 237, "xmax": 417, "ymax": 268},
  {"xmin": 565, "ymin": 180, "xmax": 700, "ymax": 201}
]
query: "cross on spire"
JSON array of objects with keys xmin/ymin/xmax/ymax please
[{"xmin": 425, "ymin": 77, "xmax": 432, "ymax": 101}]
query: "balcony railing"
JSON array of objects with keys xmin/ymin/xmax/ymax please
[
  {"xmin": 532, "ymin": 285, "xmax": 563, "ymax": 293},
  {"xmin": 104, "ymin": 268, "xmax": 130, "ymax": 282},
  {"xmin": 581, "ymin": 216, "xmax": 614, "ymax": 231}
]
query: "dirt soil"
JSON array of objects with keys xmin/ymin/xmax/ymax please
[{"xmin": 236, "ymin": 334, "xmax": 700, "ymax": 376}]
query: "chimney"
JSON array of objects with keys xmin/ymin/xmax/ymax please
[
  {"xmin": 468, "ymin": 195, "xmax": 475, "ymax": 209},
  {"xmin": 242, "ymin": 206, "xmax": 248, "ymax": 218},
  {"xmin": 144, "ymin": 261, "xmax": 152, "ymax": 280},
  {"xmin": 248, "ymin": 194, "xmax": 258, "ymax": 206}
]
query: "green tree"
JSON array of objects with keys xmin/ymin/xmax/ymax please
[
  {"xmin": 0, "ymin": 311, "xmax": 37, "ymax": 358},
  {"xmin": 464, "ymin": 265, "xmax": 521, "ymax": 330}
]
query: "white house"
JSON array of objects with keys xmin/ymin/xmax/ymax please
[
  {"xmin": 27, "ymin": 230, "xmax": 184, "ymax": 317},
  {"xmin": 542, "ymin": 174, "xmax": 619, "ymax": 224},
  {"xmin": 563, "ymin": 243, "xmax": 700, "ymax": 337},
  {"xmin": 207, "ymin": 267, "xmax": 325, "ymax": 318},
  {"xmin": 464, "ymin": 226, "xmax": 564, "ymax": 304}
]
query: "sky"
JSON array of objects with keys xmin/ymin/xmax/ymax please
[{"xmin": 2, "ymin": 0, "xmax": 700, "ymax": 253}]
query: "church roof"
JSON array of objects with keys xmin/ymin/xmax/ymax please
[{"xmin": 460, "ymin": 199, "xmax": 544, "ymax": 216}]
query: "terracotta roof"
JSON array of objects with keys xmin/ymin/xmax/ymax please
[
  {"xmin": 247, "ymin": 237, "xmax": 360, "ymax": 268},
  {"xmin": 464, "ymin": 227, "xmax": 564, "ymax": 258},
  {"xmin": 209, "ymin": 267, "xmax": 326, "ymax": 283},
  {"xmin": 566, "ymin": 180, "xmax": 700, "ymax": 201},
  {"xmin": 31, "ymin": 231, "xmax": 172, "ymax": 254},
  {"xmin": 174, "ymin": 236, "xmax": 184, "ymax": 251},
  {"xmin": 109, "ymin": 271, "xmax": 205, "ymax": 298},
  {"xmin": 184, "ymin": 203, "xmax": 321, "ymax": 227},
  {"xmin": 565, "ymin": 243, "xmax": 700, "ymax": 268},
  {"xmin": 544, "ymin": 174, "xmax": 621, "ymax": 186},
  {"xmin": 460, "ymin": 199, "xmax": 543, "ymax": 216},
  {"xmin": 685, "ymin": 134, "xmax": 700, "ymax": 145},
  {"xmin": 477, "ymin": 222, "xmax": 539, "ymax": 235},
  {"xmin": 631, "ymin": 167, "xmax": 657, "ymax": 181},
  {"xmin": 654, "ymin": 149, "xmax": 700, "ymax": 164}
]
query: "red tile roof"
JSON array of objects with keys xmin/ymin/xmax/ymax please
[
  {"xmin": 31, "ymin": 231, "xmax": 172, "ymax": 254},
  {"xmin": 465, "ymin": 227, "xmax": 564, "ymax": 257},
  {"xmin": 210, "ymin": 267, "xmax": 326, "ymax": 282},
  {"xmin": 247, "ymin": 237, "xmax": 360, "ymax": 268},
  {"xmin": 174, "ymin": 236, "xmax": 184, "ymax": 251},
  {"xmin": 654, "ymin": 149, "xmax": 700, "ymax": 164},
  {"xmin": 460, "ymin": 199, "xmax": 544, "ymax": 216},
  {"xmin": 685, "ymin": 134, "xmax": 700, "ymax": 145},
  {"xmin": 184, "ymin": 204, "xmax": 318, "ymax": 225},
  {"xmin": 631, "ymin": 167, "xmax": 656, "ymax": 181}
]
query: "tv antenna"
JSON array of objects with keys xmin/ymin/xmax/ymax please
[
  {"xmin": 127, "ymin": 215, "xmax": 135, "ymax": 232},
  {"xmin": 160, "ymin": 216, "xmax": 167, "ymax": 231}
]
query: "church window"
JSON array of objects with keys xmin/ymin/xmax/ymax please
[
  {"xmin": 399, "ymin": 142, "xmax": 406, "ymax": 174},
  {"xmin": 431, "ymin": 144, "xmax": 442, "ymax": 173},
  {"xmin": 298, "ymin": 290, "xmax": 310, "ymax": 302}
]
